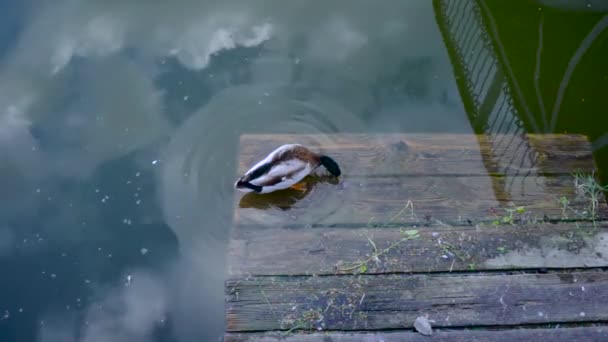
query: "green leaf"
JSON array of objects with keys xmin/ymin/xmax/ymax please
[
  {"xmin": 516, "ymin": 206, "xmax": 526, "ymax": 214},
  {"xmin": 402, "ymin": 229, "xmax": 419, "ymax": 237},
  {"xmin": 359, "ymin": 264, "xmax": 367, "ymax": 273},
  {"xmin": 497, "ymin": 246, "xmax": 506, "ymax": 253},
  {"xmin": 492, "ymin": 220, "xmax": 500, "ymax": 225},
  {"xmin": 502, "ymin": 216, "xmax": 512, "ymax": 223}
]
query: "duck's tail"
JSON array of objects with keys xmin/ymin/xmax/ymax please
[{"xmin": 319, "ymin": 155, "xmax": 341, "ymax": 177}]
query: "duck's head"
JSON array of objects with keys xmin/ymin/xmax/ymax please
[
  {"xmin": 234, "ymin": 178, "xmax": 262, "ymax": 193},
  {"xmin": 234, "ymin": 179, "xmax": 253, "ymax": 192},
  {"xmin": 234, "ymin": 179, "xmax": 250, "ymax": 192}
]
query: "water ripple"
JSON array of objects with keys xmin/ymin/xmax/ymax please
[{"xmin": 159, "ymin": 83, "xmax": 367, "ymax": 244}]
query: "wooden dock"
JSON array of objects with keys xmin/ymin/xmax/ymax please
[{"xmin": 225, "ymin": 133, "xmax": 608, "ymax": 341}]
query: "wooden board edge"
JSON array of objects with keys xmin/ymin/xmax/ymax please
[
  {"xmin": 228, "ymin": 221, "xmax": 608, "ymax": 277},
  {"xmin": 225, "ymin": 270, "xmax": 608, "ymax": 331},
  {"xmin": 225, "ymin": 326, "xmax": 608, "ymax": 342}
]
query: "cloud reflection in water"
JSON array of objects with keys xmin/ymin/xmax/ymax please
[{"xmin": 0, "ymin": 1, "xmax": 467, "ymax": 341}]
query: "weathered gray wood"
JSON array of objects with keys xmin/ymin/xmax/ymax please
[
  {"xmin": 236, "ymin": 134, "xmax": 596, "ymax": 177},
  {"xmin": 234, "ymin": 174, "xmax": 607, "ymax": 227},
  {"xmin": 227, "ymin": 133, "xmax": 607, "ymax": 336},
  {"xmin": 226, "ymin": 271, "xmax": 608, "ymax": 332},
  {"xmin": 225, "ymin": 326, "xmax": 608, "ymax": 342},
  {"xmin": 228, "ymin": 222, "xmax": 608, "ymax": 276}
]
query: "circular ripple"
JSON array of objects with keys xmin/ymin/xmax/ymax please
[{"xmin": 159, "ymin": 83, "xmax": 368, "ymax": 242}]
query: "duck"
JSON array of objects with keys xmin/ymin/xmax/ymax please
[{"xmin": 234, "ymin": 144, "xmax": 341, "ymax": 194}]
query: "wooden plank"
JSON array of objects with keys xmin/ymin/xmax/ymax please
[
  {"xmin": 234, "ymin": 174, "xmax": 607, "ymax": 227},
  {"xmin": 228, "ymin": 222, "xmax": 608, "ymax": 276},
  {"xmin": 236, "ymin": 134, "xmax": 595, "ymax": 177},
  {"xmin": 225, "ymin": 326, "xmax": 608, "ymax": 342},
  {"xmin": 225, "ymin": 270, "xmax": 608, "ymax": 332}
]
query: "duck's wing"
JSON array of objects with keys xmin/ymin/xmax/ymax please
[
  {"xmin": 250, "ymin": 158, "xmax": 310, "ymax": 187},
  {"xmin": 244, "ymin": 144, "xmax": 301, "ymax": 175}
]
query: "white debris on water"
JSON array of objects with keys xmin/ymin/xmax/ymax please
[
  {"xmin": 140, "ymin": 248, "xmax": 148, "ymax": 255},
  {"xmin": 152, "ymin": 159, "xmax": 159, "ymax": 165}
]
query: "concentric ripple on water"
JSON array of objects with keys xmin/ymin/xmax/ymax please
[{"xmin": 159, "ymin": 84, "xmax": 368, "ymax": 244}]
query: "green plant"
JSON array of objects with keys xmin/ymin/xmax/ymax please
[
  {"xmin": 555, "ymin": 172, "xmax": 607, "ymax": 223},
  {"xmin": 573, "ymin": 171, "xmax": 608, "ymax": 220},
  {"xmin": 337, "ymin": 229, "xmax": 420, "ymax": 273},
  {"xmin": 367, "ymin": 200, "xmax": 416, "ymax": 228},
  {"xmin": 491, "ymin": 205, "xmax": 526, "ymax": 226}
]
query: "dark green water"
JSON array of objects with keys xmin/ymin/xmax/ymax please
[{"xmin": 0, "ymin": 1, "xmax": 606, "ymax": 341}]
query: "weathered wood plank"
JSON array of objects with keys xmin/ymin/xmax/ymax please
[
  {"xmin": 225, "ymin": 326, "xmax": 608, "ymax": 342},
  {"xmin": 228, "ymin": 222, "xmax": 608, "ymax": 276},
  {"xmin": 236, "ymin": 134, "xmax": 595, "ymax": 177},
  {"xmin": 225, "ymin": 271, "xmax": 608, "ymax": 332},
  {"xmin": 234, "ymin": 174, "xmax": 607, "ymax": 227}
]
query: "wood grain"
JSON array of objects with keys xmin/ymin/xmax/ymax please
[
  {"xmin": 236, "ymin": 134, "xmax": 595, "ymax": 177},
  {"xmin": 225, "ymin": 326, "xmax": 608, "ymax": 342},
  {"xmin": 225, "ymin": 271, "xmax": 608, "ymax": 332},
  {"xmin": 234, "ymin": 174, "xmax": 607, "ymax": 227},
  {"xmin": 228, "ymin": 222, "xmax": 608, "ymax": 276},
  {"xmin": 227, "ymin": 133, "xmax": 607, "ymax": 336}
]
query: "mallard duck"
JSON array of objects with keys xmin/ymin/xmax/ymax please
[{"xmin": 234, "ymin": 144, "xmax": 341, "ymax": 194}]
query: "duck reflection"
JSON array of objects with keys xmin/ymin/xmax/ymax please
[{"xmin": 238, "ymin": 174, "xmax": 339, "ymax": 211}]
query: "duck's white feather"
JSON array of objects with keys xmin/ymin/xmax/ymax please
[
  {"xmin": 244, "ymin": 144, "xmax": 302, "ymax": 176},
  {"xmin": 236, "ymin": 143, "xmax": 320, "ymax": 194},
  {"xmin": 249, "ymin": 158, "xmax": 313, "ymax": 194}
]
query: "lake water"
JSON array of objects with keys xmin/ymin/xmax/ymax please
[{"xmin": 1, "ymin": 1, "xmax": 607, "ymax": 341}]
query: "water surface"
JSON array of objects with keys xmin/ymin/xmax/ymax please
[{"xmin": 0, "ymin": 1, "xmax": 606, "ymax": 341}]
